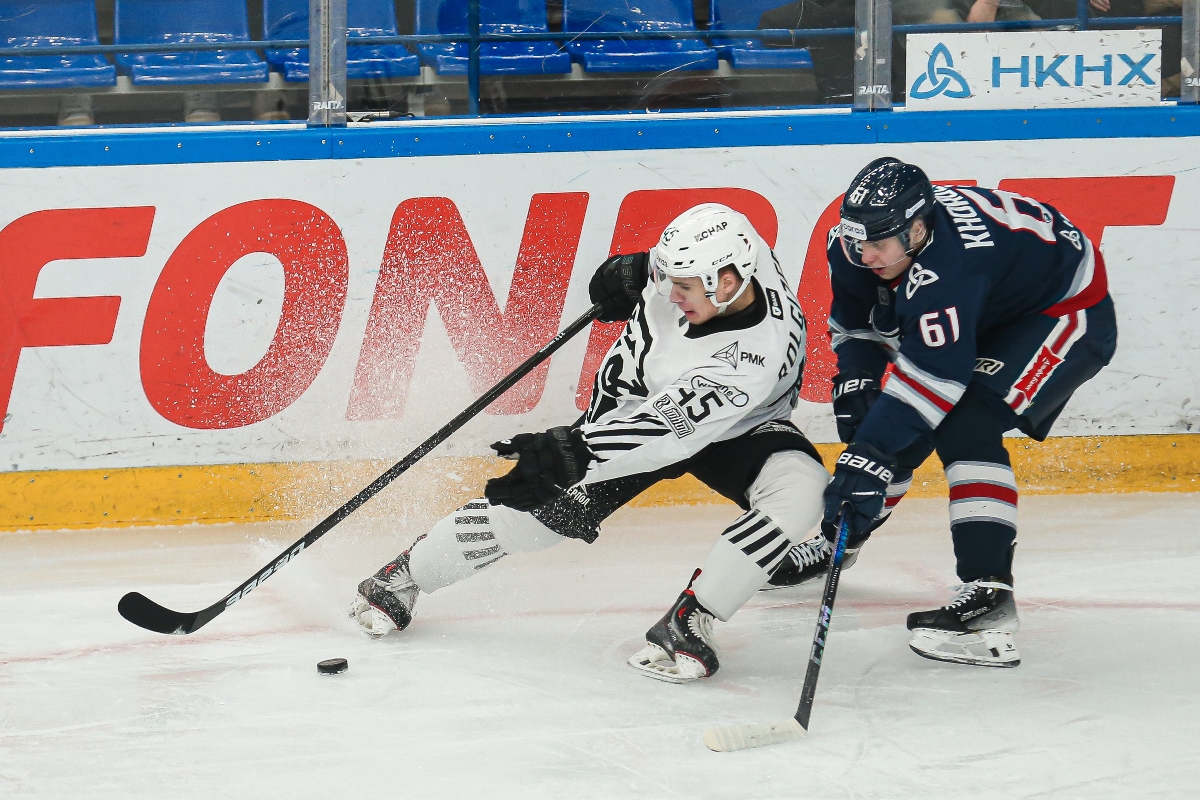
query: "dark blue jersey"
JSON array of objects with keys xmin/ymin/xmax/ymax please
[{"xmin": 827, "ymin": 185, "xmax": 1109, "ymax": 456}]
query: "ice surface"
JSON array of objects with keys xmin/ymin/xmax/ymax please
[{"xmin": 2, "ymin": 494, "xmax": 1199, "ymax": 798}]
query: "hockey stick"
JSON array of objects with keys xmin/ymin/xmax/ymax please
[
  {"xmin": 118, "ymin": 303, "xmax": 604, "ymax": 636},
  {"xmin": 703, "ymin": 510, "xmax": 852, "ymax": 752}
]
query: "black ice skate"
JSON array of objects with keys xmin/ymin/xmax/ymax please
[
  {"xmin": 906, "ymin": 576, "xmax": 1020, "ymax": 667},
  {"xmin": 628, "ymin": 581, "xmax": 719, "ymax": 683},
  {"xmin": 761, "ymin": 531, "xmax": 862, "ymax": 590},
  {"xmin": 349, "ymin": 538, "xmax": 422, "ymax": 638}
]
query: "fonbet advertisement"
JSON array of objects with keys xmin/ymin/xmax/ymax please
[{"xmin": 0, "ymin": 140, "xmax": 1193, "ymax": 475}]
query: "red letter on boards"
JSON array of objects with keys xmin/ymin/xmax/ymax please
[
  {"xmin": 140, "ymin": 200, "xmax": 348, "ymax": 429},
  {"xmin": 0, "ymin": 206, "xmax": 155, "ymax": 432},
  {"xmin": 347, "ymin": 193, "xmax": 589, "ymax": 420}
]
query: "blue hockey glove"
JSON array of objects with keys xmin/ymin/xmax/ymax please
[
  {"xmin": 485, "ymin": 426, "xmax": 593, "ymax": 512},
  {"xmin": 831, "ymin": 371, "xmax": 881, "ymax": 444},
  {"xmin": 823, "ymin": 441, "xmax": 896, "ymax": 537},
  {"xmin": 588, "ymin": 252, "xmax": 649, "ymax": 323}
]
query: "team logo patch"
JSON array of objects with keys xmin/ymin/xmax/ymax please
[
  {"xmin": 691, "ymin": 375, "xmax": 749, "ymax": 408},
  {"xmin": 652, "ymin": 394, "xmax": 696, "ymax": 438},
  {"xmin": 974, "ymin": 357, "xmax": 1005, "ymax": 376},
  {"xmin": 905, "ymin": 263, "xmax": 939, "ymax": 299},
  {"xmin": 766, "ymin": 288, "xmax": 784, "ymax": 320},
  {"xmin": 711, "ymin": 341, "xmax": 739, "ymax": 369}
]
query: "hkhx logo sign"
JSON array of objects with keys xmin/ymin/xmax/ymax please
[{"xmin": 906, "ymin": 30, "xmax": 1161, "ymax": 109}]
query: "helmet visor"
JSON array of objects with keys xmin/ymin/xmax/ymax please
[
  {"xmin": 840, "ymin": 235, "xmax": 871, "ymax": 269},
  {"xmin": 650, "ymin": 251, "xmax": 673, "ymax": 298}
]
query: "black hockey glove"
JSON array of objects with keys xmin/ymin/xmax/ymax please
[
  {"xmin": 823, "ymin": 441, "xmax": 896, "ymax": 538},
  {"xmin": 831, "ymin": 371, "xmax": 882, "ymax": 444},
  {"xmin": 588, "ymin": 252, "xmax": 649, "ymax": 323},
  {"xmin": 484, "ymin": 426, "xmax": 594, "ymax": 512}
]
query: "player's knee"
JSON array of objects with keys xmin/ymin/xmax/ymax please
[
  {"xmin": 745, "ymin": 450, "xmax": 829, "ymax": 542},
  {"xmin": 488, "ymin": 502, "xmax": 567, "ymax": 554},
  {"xmin": 935, "ymin": 392, "xmax": 1012, "ymax": 466}
]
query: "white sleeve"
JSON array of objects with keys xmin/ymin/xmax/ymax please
[{"xmin": 579, "ymin": 363, "xmax": 777, "ymax": 484}]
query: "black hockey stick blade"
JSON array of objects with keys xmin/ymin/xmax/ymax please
[
  {"xmin": 118, "ymin": 591, "xmax": 209, "ymax": 635},
  {"xmin": 704, "ymin": 514, "xmax": 852, "ymax": 752},
  {"xmin": 118, "ymin": 303, "xmax": 603, "ymax": 636}
]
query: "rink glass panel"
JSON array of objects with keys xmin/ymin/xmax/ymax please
[{"xmin": 0, "ymin": 3, "xmax": 1183, "ymax": 125}]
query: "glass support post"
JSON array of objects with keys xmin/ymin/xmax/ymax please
[
  {"xmin": 468, "ymin": 0, "xmax": 481, "ymax": 115},
  {"xmin": 1184, "ymin": 0, "xmax": 1200, "ymax": 102},
  {"xmin": 308, "ymin": 0, "xmax": 347, "ymax": 127},
  {"xmin": 854, "ymin": 0, "xmax": 893, "ymax": 110}
]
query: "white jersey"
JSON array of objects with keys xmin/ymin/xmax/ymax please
[{"xmin": 579, "ymin": 246, "xmax": 807, "ymax": 485}]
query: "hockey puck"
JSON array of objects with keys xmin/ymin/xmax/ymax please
[{"xmin": 317, "ymin": 658, "xmax": 348, "ymax": 675}]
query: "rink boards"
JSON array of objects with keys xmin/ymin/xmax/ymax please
[{"xmin": 1, "ymin": 106, "xmax": 1198, "ymax": 530}]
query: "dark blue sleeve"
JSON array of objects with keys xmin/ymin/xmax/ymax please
[{"xmin": 828, "ymin": 244, "xmax": 890, "ymax": 384}]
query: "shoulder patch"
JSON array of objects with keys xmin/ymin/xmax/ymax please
[
  {"xmin": 711, "ymin": 341, "xmax": 739, "ymax": 369},
  {"xmin": 652, "ymin": 394, "xmax": 695, "ymax": 437},
  {"xmin": 691, "ymin": 375, "xmax": 749, "ymax": 408},
  {"xmin": 766, "ymin": 288, "xmax": 784, "ymax": 320}
]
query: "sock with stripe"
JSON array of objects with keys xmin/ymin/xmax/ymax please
[
  {"xmin": 692, "ymin": 509, "xmax": 794, "ymax": 621},
  {"xmin": 408, "ymin": 499, "xmax": 566, "ymax": 593}
]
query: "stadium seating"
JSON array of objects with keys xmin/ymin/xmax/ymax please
[
  {"xmin": 414, "ymin": 0, "xmax": 570, "ymax": 75},
  {"xmin": 709, "ymin": 0, "xmax": 813, "ymax": 69},
  {"xmin": 264, "ymin": 0, "xmax": 420, "ymax": 81},
  {"xmin": 114, "ymin": 0, "xmax": 268, "ymax": 84},
  {"xmin": 0, "ymin": 1, "xmax": 116, "ymax": 89},
  {"xmin": 562, "ymin": 0, "xmax": 717, "ymax": 73}
]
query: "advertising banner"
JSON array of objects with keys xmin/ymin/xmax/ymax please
[
  {"xmin": 0, "ymin": 137, "xmax": 1194, "ymax": 475},
  {"xmin": 906, "ymin": 30, "xmax": 1162, "ymax": 110}
]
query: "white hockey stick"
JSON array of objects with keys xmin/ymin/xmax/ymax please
[{"xmin": 704, "ymin": 513, "xmax": 851, "ymax": 752}]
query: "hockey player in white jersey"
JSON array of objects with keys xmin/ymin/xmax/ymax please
[{"xmin": 349, "ymin": 203, "xmax": 830, "ymax": 683}]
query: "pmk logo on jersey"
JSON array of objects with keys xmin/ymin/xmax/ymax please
[
  {"xmin": 711, "ymin": 341, "xmax": 739, "ymax": 369},
  {"xmin": 740, "ymin": 350, "xmax": 766, "ymax": 368}
]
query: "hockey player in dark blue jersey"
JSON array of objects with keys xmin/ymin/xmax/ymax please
[{"xmin": 771, "ymin": 157, "xmax": 1117, "ymax": 667}]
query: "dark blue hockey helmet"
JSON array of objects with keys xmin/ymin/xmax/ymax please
[{"xmin": 839, "ymin": 157, "xmax": 935, "ymax": 268}]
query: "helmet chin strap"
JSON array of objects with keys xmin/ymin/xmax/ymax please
[{"xmin": 707, "ymin": 274, "xmax": 752, "ymax": 315}]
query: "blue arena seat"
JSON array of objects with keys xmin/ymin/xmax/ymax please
[
  {"xmin": 264, "ymin": 0, "xmax": 420, "ymax": 81},
  {"xmin": 562, "ymin": 0, "xmax": 717, "ymax": 73},
  {"xmin": 0, "ymin": 1, "xmax": 115, "ymax": 89},
  {"xmin": 414, "ymin": 0, "xmax": 569, "ymax": 75},
  {"xmin": 114, "ymin": 0, "xmax": 268, "ymax": 84},
  {"xmin": 709, "ymin": 0, "xmax": 813, "ymax": 69}
]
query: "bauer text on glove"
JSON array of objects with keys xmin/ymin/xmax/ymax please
[{"xmin": 822, "ymin": 441, "xmax": 895, "ymax": 537}]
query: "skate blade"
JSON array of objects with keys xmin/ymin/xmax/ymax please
[
  {"xmin": 703, "ymin": 718, "xmax": 806, "ymax": 752},
  {"xmin": 627, "ymin": 645, "xmax": 707, "ymax": 684},
  {"xmin": 908, "ymin": 628, "xmax": 1020, "ymax": 668},
  {"xmin": 348, "ymin": 596, "xmax": 397, "ymax": 639}
]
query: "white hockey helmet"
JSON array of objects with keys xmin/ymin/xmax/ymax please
[{"xmin": 649, "ymin": 203, "xmax": 759, "ymax": 314}]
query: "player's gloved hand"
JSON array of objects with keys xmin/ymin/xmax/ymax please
[
  {"xmin": 831, "ymin": 371, "xmax": 882, "ymax": 444},
  {"xmin": 588, "ymin": 252, "xmax": 649, "ymax": 323},
  {"xmin": 484, "ymin": 426, "xmax": 594, "ymax": 512},
  {"xmin": 823, "ymin": 441, "xmax": 896, "ymax": 537}
]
